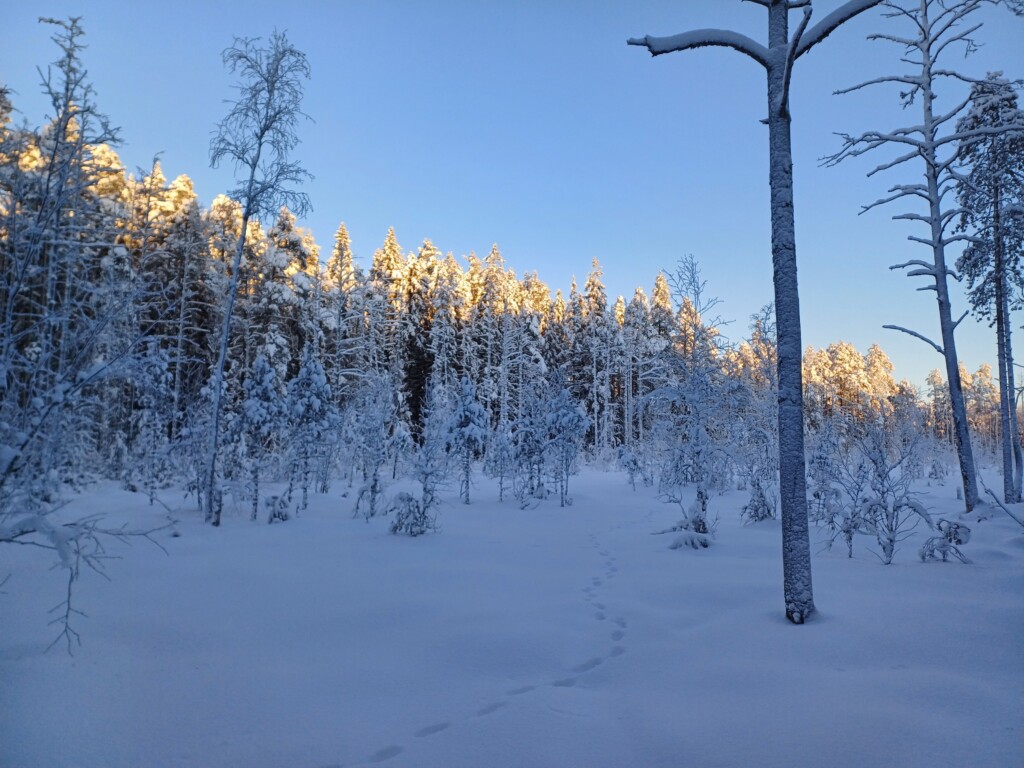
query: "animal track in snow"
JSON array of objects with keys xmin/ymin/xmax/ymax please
[
  {"xmin": 350, "ymin": 530, "xmax": 631, "ymax": 768},
  {"xmin": 414, "ymin": 722, "xmax": 450, "ymax": 738},
  {"xmin": 573, "ymin": 657, "xmax": 604, "ymax": 673},
  {"xmin": 367, "ymin": 745, "xmax": 402, "ymax": 763},
  {"xmin": 475, "ymin": 701, "xmax": 508, "ymax": 716}
]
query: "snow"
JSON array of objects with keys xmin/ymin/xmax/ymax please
[{"xmin": 2, "ymin": 470, "xmax": 1021, "ymax": 768}]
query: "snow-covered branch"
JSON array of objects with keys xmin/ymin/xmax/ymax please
[
  {"xmin": 627, "ymin": 30, "xmax": 770, "ymax": 69},
  {"xmin": 2, "ymin": 507, "xmax": 171, "ymax": 654},
  {"xmin": 781, "ymin": 5, "xmax": 814, "ymax": 116},
  {"xmin": 859, "ymin": 185, "xmax": 928, "ymax": 214},
  {"xmin": 867, "ymin": 150, "xmax": 925, "ymax": 177},
  {"xmin": 795, "ymin": 0, "xmax": 885, "ymax": 58},
  {"xmin": 891, "ymin": 258, "xmax": 937, "ymax": 272},
  {"xmin": 832, "ymin": 73, "xmax": 924, "ymax": 95}
]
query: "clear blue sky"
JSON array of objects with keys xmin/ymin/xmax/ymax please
[{"xmin": 2, "ymin": 1, "xmax": 1022, "ymax": 388}]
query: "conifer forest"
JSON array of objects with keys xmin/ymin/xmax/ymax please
[{"xmin": 2, "ymin": 5, "xmax": 1023, "ymax": 768}]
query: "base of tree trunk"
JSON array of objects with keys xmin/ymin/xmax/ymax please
[{"xmin": 786, "ymin": 604, "xmax": 814, "ymax": 625}]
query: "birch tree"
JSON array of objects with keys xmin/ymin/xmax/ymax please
[
  {"xmin": 629, "ymin": 0, "xmax": 883, "ymax": 624},
  {"xmin": 0, "ymin": 19, "xmax": 166, "ymax": 650},
  {"xmin": 205, "ymin": 31, "xmax": 311, "ymax": 525},
  {"xmin": 825, "ymin": 0, "xmax": 1022, "ymax": 513}
]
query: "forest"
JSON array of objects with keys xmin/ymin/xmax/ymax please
[
  {"xmin": 1, "ymin": 4, "xmax": 1023, "ymax": 768},
  {"xmin": 1, "ymin": 14, "xmax": 1020, "ymax": 555}
]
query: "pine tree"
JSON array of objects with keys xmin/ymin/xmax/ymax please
[
  {"xmin": 824, "ymin": 0, "xmax": 1020, "ymax": 514},
  {"xmin": 955, "ymin": 72, "xmax": 1024, "ymax": 502},
  {"xmin": 630, "ymin": 0, "xmax": 886, "ymax": 622}
]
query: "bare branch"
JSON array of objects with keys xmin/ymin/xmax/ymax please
[
  {"xmin": 984, "ymin": 489, "xmax": 1024, "ymax": 528},
  {"xmin": 833, "ymin": 73, "xmax": 924, "ymax": 95},
  {"xmin": 883, "ymin": 324, "xmax": 944, "ymax": 355},
  {"xmin": 858, "ymin": 186, "xmax": 927, "ymax": 213}
]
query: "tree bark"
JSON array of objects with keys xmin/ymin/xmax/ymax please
[
  {"xmin": 992, "ymin": 178, "xmax": 1016, "ymax": 503},
  {"xmin": 204, "ymin": 203, "xmax": 253, "ymax": 526},
  {"xmin": 1006, "ymin": 317, "xmax": 1023, "ymax": 501},
  {"xmin": 916, "ymin": 3, "xmax": 978, "ymax": 513},
  {"xmin": 768, "ymin": 1, "xmax": 815, "ymax": 624}
]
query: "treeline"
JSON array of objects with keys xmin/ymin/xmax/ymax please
[{"xmin": 0, "ymin": 20, "xmax": 1013, "ymax": 531}]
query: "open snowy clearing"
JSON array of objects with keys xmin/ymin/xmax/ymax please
[{"xmin": 2, "ymin": 469, "xmax": 1022, "ymax": 768}]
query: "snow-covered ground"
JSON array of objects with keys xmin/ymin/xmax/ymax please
[{"xmin": 2, "ymin": 470, "xmax": 1021, "ymax": 768}]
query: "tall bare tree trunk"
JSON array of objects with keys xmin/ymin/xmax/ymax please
[
  {"xmin": 767, "ymin": 1, "xmax": 815, "ymax": 624},
  {"xmin": 918, "ymin": 18, "xmax": 978, "ymax": 513}
]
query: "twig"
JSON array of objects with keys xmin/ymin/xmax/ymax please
[{"xmin": 984, "ymin": 489, "xmax": 1024, "ymax": 529}]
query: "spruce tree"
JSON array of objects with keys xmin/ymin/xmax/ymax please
[{"xmin": 447, "ymin": 377, "xmax": 488, "ymax": 503}]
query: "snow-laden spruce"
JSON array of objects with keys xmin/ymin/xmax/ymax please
[{"xmin": 446, "ymin": 377, "xmax": 488, "ymax": 505}]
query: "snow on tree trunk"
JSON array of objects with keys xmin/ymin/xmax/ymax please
[
  {"xmin": 955, "ymin": 72, "xmax": 1024, "ymax": 503},
  {"xmin": 923, "ymin": 102, "xmax": 979, "ymax": 512},
  {"xmin": 824, "ymin": 0, "xmax": 1012, "ymax": 514},
  {"xmin": 1005, "ymin": 314, "xmax": 1023, "ymax": 501},
  {"xmin": 993, "ymin": 195, "xmax": 1015, "ymax": 503},
  {"xmin": 205, "ymin": 205, "xmax": 253, "ymax": 525},
  {"xmin": 766, "ymin": 1, "xmax": 815, "ymax": 625},
  {"xmin": 204, "ymin": 32, "xmax": 311, "ymax": 526},
  {"xmin": 626, "ymin": 0, "xmax": 889, "ymax": 622}
]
